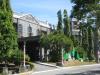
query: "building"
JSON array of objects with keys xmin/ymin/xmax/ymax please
[
  {"xmin": 71, "ymin": 18, "xmax": 81, "ymax": 42},
  {"xmin": 13, "ymin": 12, "xmax": 51, "ymax": 61}
]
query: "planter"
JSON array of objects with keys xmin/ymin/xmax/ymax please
[{"xmin": 56, "ymin": 62, "xmax": 63, "ymax": 67}]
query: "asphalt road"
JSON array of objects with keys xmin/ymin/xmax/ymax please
[{"xmin": 32, "ymin": 64, "xmax": 100, "ymax": 75}]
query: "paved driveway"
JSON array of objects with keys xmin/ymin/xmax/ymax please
[
  {"xmin": 32, "ymin": 64, "xmax": 100, "ymax": 75},
  {"xmin": 33, "ymin": 63, "xmax": 57, "ymax": 72}
]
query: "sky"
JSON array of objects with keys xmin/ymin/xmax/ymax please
[{"xmin": 10, "ymin": 0, "xmax": 73, "ymax": 25}]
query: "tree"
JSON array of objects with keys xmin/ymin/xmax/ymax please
[
  {"xmin": 63, "ymin": 9, "xmax": 70, "ymax": 37},
  {"xmin": 40, "ymin": 32, "xmax": 73, "ymax": 62},
  {"xmin": 40, "ymin": 9, "xmax": 74, "ymax": 62},
  {"xmin": 0, "ymin": 0, "xmax": 18, "ymax": 62},
  {"xmin": 57, "ymin": 10, "xmax": 63, "ymax": 33},
  {"xmin": 71, "ymin": 0, "xmax": 100, "ymax": 62}
]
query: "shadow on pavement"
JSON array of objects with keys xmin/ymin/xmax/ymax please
[
  {"xmin": 56, "ymin": 70, "xmax": 100, "ymax": 75},
  {"xmin": 91, "ymin": 70, "xmax": 100, "ymax": 74}
]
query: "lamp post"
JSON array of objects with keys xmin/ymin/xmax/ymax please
[
  {"xmin": 61, "ymin": 48, "xmax": 64, "ymax": 66},
  {"xmin": 23, "ymin": 41, "xmax": 26, "ymax": 68}
]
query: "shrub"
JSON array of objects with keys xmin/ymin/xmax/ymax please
[
  {"xmin": 7, "ymin": 49, "xmax": 30, "ymax": 64},
  {"xmin": 26, "ymin": 62, "xmax": 34, "ymax": 70},
  {"xmin": 75, "ymin": 46, "xmax": 87, "ymax": 60},
  {"xmin": 40, "ymin": 32, "xmax": 73, "ymax": 62}
]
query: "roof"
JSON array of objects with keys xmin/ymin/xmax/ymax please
[
  {"xmin": 13, "ymin": 12, "xmax": 30, "ymax": 18},
  {"xmin": 13, "ymin": 12, "xmax": 51, "ymax": 28},
  {"xmin": 33, "ymin": 16, "xmax": 50, "ymax": 28},
  {"xmin": 37, "ymin": 19, "xmax": 50, "ymax": 28}
]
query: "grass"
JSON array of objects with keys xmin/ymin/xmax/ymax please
[
  {"xmin": 64, "ymin": 60, "xmax": 97, "ymax": 67},
  {"xmin": 26, "ymin": 62, "xmax": 34, "ymax": 70}
]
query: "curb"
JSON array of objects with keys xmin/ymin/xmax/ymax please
[
  {"xmin": 60, "ymin": 63, "xmax": 100, "ymax": 71},
  {"xmin": 32, "ymin": 63, "xmax": 100, "ymax": 74},
  {"xmin": 35, "ymin": 62, "xmax": 60, "ymax": 68},
  {"xmin": 13, "ymin": 62, "xmax": 59, "ymax": 75},
  {"xmin": 14, "ymin": 63, "xmax": 100, "ymax": 75},
  {"xmin": 13, "ymin": 70, "xmax": 34, "ymax": 75}
]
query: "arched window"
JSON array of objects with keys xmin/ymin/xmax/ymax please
[{"xmin": 28, "ymin": 25, "xmax": 32, "ymax": 36}]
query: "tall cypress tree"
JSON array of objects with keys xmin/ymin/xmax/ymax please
[
  {"xmin": 71, "ymin": 0, "xmax": 100, "ymax": 62},
  {"xmin": 0, "ymin": 0, "xmax": 18, "ymax": 61},
  {"xmin": 63, "ymin": 9, "xmax": 70, "ymax": 37},
  {"xmin": 57, "ymin": 10, "xmax": 63, "ymax": 33}
]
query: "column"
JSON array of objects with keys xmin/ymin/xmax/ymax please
[{"xmin": 23, "ymin": 41, "xmax": 26, "ymax": 68}]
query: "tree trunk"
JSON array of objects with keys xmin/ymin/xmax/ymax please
[{"xmin": 94, "ymin": 29, "xmax": 99, "ymax": 63}]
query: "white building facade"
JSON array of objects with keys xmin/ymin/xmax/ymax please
[
  {"xmin": 13, "ymin": 12, "xmax": 51, "ymax": 61},
  {"xmin": 13, "ymin": 12, "xmax": 51, "ymax": 38}
]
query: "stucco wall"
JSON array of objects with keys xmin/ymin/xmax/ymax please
[{"xmin": 13, "ymin": 14, "xmax": 51, "ymax": 38}]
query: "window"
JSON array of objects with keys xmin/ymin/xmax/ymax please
[
  {"xmin": 73, "ymin": 21, "xmax": 79, "ymax": 29},
  {"xmin": 28, "ymin": 25, "xmax": 32, "ymax": 36},
  {"xmin": 13, "ymin": 23, "xmax": 18, "ymax": 32},
  {"xmin": 37, "ymin": 29, "xmax": 41, "ymax": 35},
  {"xmin": 18, "ymin": 24, "xmax": 23, "ymax": 37},
  {"xmin": 41, "ymin": 30, "xmax": 47, "ymax": 35}
]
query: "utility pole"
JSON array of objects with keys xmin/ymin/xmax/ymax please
[
  {"xmin": 23, "ymin": 41, "xmax": 26, "ymax": 68},
  {"xmin": 61, "ymin": 48, "xmax": 64, "ymax": 66}
]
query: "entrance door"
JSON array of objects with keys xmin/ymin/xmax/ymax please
[{"xmin": 26, "ymin": 41, "xmax": 40, "ymax": 61}]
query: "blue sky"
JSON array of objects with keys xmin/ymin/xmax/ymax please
[{"xmin": 10, "ymin": 0, "xmax": 73, "ymax": 25}]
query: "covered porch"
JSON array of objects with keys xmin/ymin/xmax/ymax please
[{"xmin": 18, "ymin": 36, "xmax": 44, "ymax": 61}]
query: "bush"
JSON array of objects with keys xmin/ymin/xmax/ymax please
[
  {"xmin": 26, "ymin": 62, "xmax": 34, "ymax": 70},
  {"xmin": 75, "ymin": 46, "xmax": 87, "ymax": 60},
  {"xmin": 40, "ymin": 32, "xmax": 73, "ymax": 62},
  {"xmin": 7, "ymin": 49, "xmax": 30, "ymax": 64}
]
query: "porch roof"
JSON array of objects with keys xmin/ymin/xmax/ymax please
[{"xmin": 18, "ymin": 36, "xmax": 40, "ymax": 42}]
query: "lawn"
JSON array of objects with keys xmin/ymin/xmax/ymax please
[{"xmin": 64, "ymin": 60, "xmax": 97, "ymax": 67}]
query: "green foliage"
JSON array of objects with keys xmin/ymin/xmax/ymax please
[
  {"xmin": 26, "ymin": 62, "xmax": 34, "ymax": 70},
  {"xmin": 40, "ymin": 9, "xmax": 74, "ymax": 62},
  {"xmin": 40, "ymin": 32, "xmax": 73, "ymax": 49},
  {"xmin": 71, "ymin": 0, "xmax": 100, "ymax": 62},
  {"xmin": 57, "ymin": 9, "xmax": 71, "ymax": 36},
  {"xmin": 40, "ymin": 32, "xmax": 73, "ymax": 62},
  {"xmin": 63, "ymin": 9, "xmax": 70, "ymax": 37},
  {"xmin": 70, "ymin": 35, "xmax": 78, "ymax": 47},
  {"xmin": 75, "ymin": 46, "xmax": 87, "ymax": 59},
  {"xmin": 57, "ymin": 10, "xmax": 63, "ymax": 33},
  {"xmin": 0, "ymin": 0, "xmax": 19, "ymax": 63},
  {"xmin": 6, "ymin": 49, "xmax": 30, "ymax": 64}
]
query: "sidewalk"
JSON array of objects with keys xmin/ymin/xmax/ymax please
[
  {"xmin": 13, "ymin": 62, "xmax": 59, "ymax": 75},
  {"xmin": 14, "ymin": 63, "xmax": 100, "ymax": 75},
  {"xmin": 35, "ymin": 62, "xmax": 60, "ymax": 68}
]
